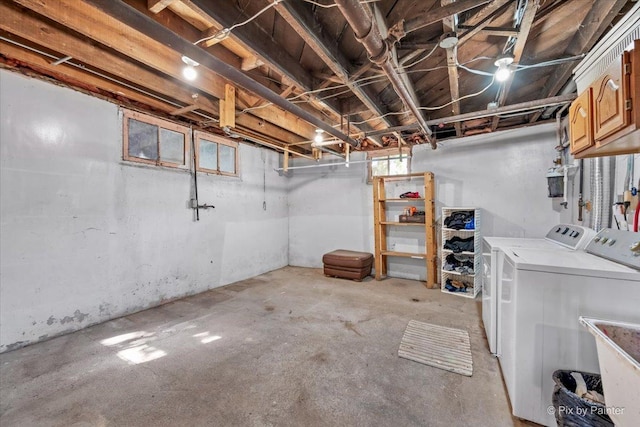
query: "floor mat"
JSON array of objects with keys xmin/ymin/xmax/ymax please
[{"xmin": 398, "ymin": 320, "xmax": 473, "ymax": 376}]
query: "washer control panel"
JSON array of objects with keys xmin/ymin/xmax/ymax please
[
  {"xmin": 586, "ymin": 228, "xmax": 640, "ymax": 270},
  {"xmin": 544, "ymin": 224, "xmax": 596, "ymax": 250}
]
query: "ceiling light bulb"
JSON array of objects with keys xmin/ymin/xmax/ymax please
[
  {"xmin": 314, "ymin": 129, "xmax": 324, "ymax": 144},
  {"xmin": 183, "ymin": 66, "xmax": 197, "ymax": 81},
  {"xmin": 495, "ymin": 65, "xmax": 511, "ymax": 82},
  {"xmin": 494, "ymin": 54, "xmax": 514, "ymax": 83},
  {"xmin": 181, "ymin": 55, "xmax": 199, "ymax": 81}
]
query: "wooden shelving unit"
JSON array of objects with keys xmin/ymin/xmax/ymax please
[{"xmin": 373, "ymin": 172, "xmax": 437, "ymax": 288}]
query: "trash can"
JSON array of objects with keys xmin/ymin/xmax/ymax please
[{"xmin": 551, "ymin": 370, "xmax": 613, "ymax": 427}]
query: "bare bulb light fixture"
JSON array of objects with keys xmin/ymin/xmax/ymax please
[
  {"xmin": 313, "ymin": 128, "xmax": 324, "ymax": 144},
  {"xmin": 494, "ymin": 54, "xmax": 514, "ymax": 82},
  {"xmin": 181, "ymin": 56, "xmax": 199, "ymax": 81}
]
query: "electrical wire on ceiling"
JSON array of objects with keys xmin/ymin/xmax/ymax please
[
  {"xmin": 193, "ymin": 0, "xmax": 285, "ymax": 45},
  {"xmin": 193, "ymin": 0, "xmax": 382, "ymax": 46},
  {"xmin": 398, "ymin": 43, "xmax": 440, "ymax": 68},
  {"xmin": 418, "ymin": 76, "xmax": 496, "ymax": 111}
]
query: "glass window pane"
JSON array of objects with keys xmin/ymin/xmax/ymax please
[
  {"xmin": 371, "ymin": 157, "xmax": 389, "ymax": 177},
  {"xmin": 199, "ymin": 139, "xmax": 218, "ymax": 171},
  {"xmin": 219, "ymin": 144, "xmax": 236, "ymax": 174},
  {"xmin": 128, "ymin": 118, "xmax": 158, "ymax": 160},
  {"xmin": 389, "ymin": 156, "xmax": 408, "ymax": 175},
  {"xmin": 159, "ymin": 128, "xmax": 184, "ymax": 164}
]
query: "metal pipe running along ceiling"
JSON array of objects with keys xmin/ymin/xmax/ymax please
[
  {"xmin": 84, "ymin": 0, "xmax": 359, "ymax": 147},
  {"xmin": 334, "ymin": 0, "xmax": 436, "ymax": 149}
]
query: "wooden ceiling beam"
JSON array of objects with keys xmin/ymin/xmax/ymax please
[
  {"xmin": 442, "ymin": 0, "xmax": 462, "ymax": 136},
  {"xmin": 402, "ymin": 0, "xmax": 492, "ymax": 35},
  {"xmin": 457, "ymin": 0, "xmax": 513, "ymax": 45},
  {"xmin": 187, "ymin": 0, "xmax": 372, "ymax": 139},
  {"xmin": 528, "ymin": 0, "xmax": 628, "ymax": 123},
  {"xmin": 275, "ymin": 1, "xmax": 394, "ymax": 133},
  {"xmin": 458, "ymin": 25, "xmax": 519, "ymax": 37},
  {"xmin": 0, "ymin": 40, "xmax": 203, "ymax": 121},
  {"xmin": 148, "ymin": 0, "xmax": 176, "ymax": 14},
  {"xmin": 13, "ymin": 0, "xmax": 327, "ymax": 141},
  {"xmin": 0, "ymin": 2, "xmax": 310, "ymax": 148},
  {"xmin": 491, "ymin": 0, "xmax": 540, "ymax": 131}
]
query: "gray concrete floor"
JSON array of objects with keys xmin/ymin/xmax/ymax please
[{"xmin": 1, "ymin": 267, "xmax": 535, "ymax": 426}]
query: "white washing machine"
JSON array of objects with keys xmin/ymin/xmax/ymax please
[
  {"xmin": 498, "ymin": 228, "xmax": 640, "ymax": 426},
  {"xmin": 482, "ymin": 224, "xmax": 595, "ymax": 355}
]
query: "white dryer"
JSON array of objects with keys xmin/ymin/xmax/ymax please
[
  {"xmin": 482, "ymin": 224, "xmax": 595, "ymax": 355},
  {"xmin": 498, "ymin": 228, "xmax": 640, "ymax": 426}
]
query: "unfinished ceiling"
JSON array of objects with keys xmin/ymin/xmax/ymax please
[{"xmin": 0, "ymin": 0, "xmax": 634, "ymax": 157}]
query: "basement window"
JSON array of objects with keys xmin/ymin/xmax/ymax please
[
  {"xmin": 367, "ymin": 146, "xmax": 411, "ymax": 182},
  {"xmin": 194, "ymin": 131, "xmax": 238, "ymax": 176},
  {"xmin": 122, "ymin": 109, "xmax": 190, "ymax": 169}
]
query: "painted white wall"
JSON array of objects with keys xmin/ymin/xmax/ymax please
[
  {"xmin": 288, "ymin": 124, "xmax": 564, "ymax": 280},
  {"xmin": 0, "ymin": 70, "xmax": 288, "ymax": 352}
]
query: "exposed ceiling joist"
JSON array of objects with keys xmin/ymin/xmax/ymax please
[
  {"xmin": 187, "ymin": 0, "xmax": 377, "ymax": 140},
  {"xmin": 275, "ymin": 1, "xmax": 394, "ymax": 133},
  {"xmin": 442, "ymin": 0, "xmax": 462, "ymax": 137},
  {"xmin": 79, "ymin": 0, "xmax": 359, "ymax": 146},
  {"xmin": 457, "ymin": 0, "xmax": 513, "ymax": 45},
  {"xmin": 400, "ymin": 0, "xmax": 492, "ymax": 36},
  {"xmin": 528, "ymin": 0, "xmax": 628, "ymax": 123},
  {"xmin": 364, "ymin": 93, "xmax": 576, "ymax": 136},
  {"xmin": 457, "ymin": 25, "xmax": 518, "ymax": 37},
  {"xmin": 491, "ymin": 0, "xmax": 540, "ymax": 131}
]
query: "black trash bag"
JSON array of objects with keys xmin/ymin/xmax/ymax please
[{"xmin": 551, "ymin": 370, "xmax": 613, "ymax": 427}]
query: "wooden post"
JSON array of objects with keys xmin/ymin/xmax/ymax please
[
  {"xmin": 424, "ymin": 172, "xmax": 438, "ymax": 288},
  {"xmin": 220, "ymin": 83, "xmax": 236, "ymax": 129}
]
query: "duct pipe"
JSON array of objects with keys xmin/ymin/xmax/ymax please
[
  {"xmin": 333, "ymin": 0, "xmax": 436, "ymax": 149},
  {"xmin": 590, "ymin": 157, "xmax": 615, "ymax": 231},
  {"xmin": 84, "ymin": 0, "xmax": 358, "ymax": 147}
]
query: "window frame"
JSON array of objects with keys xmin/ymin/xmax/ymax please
[
  {"xmin": 367, "ymin": 146, "xmax": 412, "ymax": 182},
  {"xmin": 122, "ymin": 109, "xmax": 190, "ymax": 170},
  {"xmin": 194, "ymin": 130, "xmax": 239, "ymax": 177}
]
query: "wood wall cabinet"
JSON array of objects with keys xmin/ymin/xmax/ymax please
[
  {"xmin": 592, "ymin": 54, "xmax": 628, "ymax": 142},
  {"xmin": 372, "ymin": 172, "xmax": 437, "ymax": 288},
  {"xmin": 570, "ymin": 40, "xmax": 640, "ymax": 158},
  {"xmin": 569, "ymin": 89, "xmax": 593, "ymax": 154}
]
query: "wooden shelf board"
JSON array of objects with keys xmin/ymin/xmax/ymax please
[
  {"xmin": 380, "ymin": 221, "xmax": 425, "ymax": 226},
  {"xmin": 379, "ymin": 198, "xmax": 425, "ymax": 202},
  {"xmin": 381, "ymin": 251, "xmax": 427, "ymax": 259}
]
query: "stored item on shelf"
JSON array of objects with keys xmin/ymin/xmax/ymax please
[
  {"xmin": 444, "ymin": 278, "xmax": 471, "ymax": 293},
  {"xmin": 444, "ymin": 210, "xmax": 475, "ymax": 230},
  {"xmin": 402, "ymin": 206, "xmax": 417, "ymax": 216},
  {"xmin": 399, "ymin": 191, "xmax": 421, "ymax": 198},
  {"xmin": 400, "ymin": 214, "xmax": 425, "ymax": 223},
  {"xmin": 444, "ymin": 236, "xmax": 474, "ymax": 253},
  {"xmin": 443, "ymin": 253, "xmax": 475, "ymax": 275}
]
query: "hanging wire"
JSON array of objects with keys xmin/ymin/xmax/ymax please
[
  {"xmin": 418, "ymin": 77, "xmax": 496, "ymax": 111},
  {"xmin": 399, "ymin": 42, "xmax": 440, "ymax": 69},
  {"xmin": 194, "ymin": 0, "xmax": 285, "ymax": 45}
]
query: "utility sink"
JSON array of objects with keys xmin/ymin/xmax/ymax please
[{"xmin": 580, "ymin": 317, "xmax": 640, "ymax": 426}]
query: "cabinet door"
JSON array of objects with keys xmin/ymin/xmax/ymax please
[
  {"xmin": 593, "ymin": 55, "xmax": 629, "ymax": 141},
  {"xmin": 569, "ymin": 89, "xmax": 593, "ymax": 154}
]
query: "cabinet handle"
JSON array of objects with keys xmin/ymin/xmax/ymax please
[
  {"xmin": 606, "ymin": 79, "xmax": 619, "ymax": 91},
  {"xmin": 578, "ymin": 107, "xmax": 587, "ymax": 118}
]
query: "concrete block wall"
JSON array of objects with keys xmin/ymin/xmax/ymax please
[{"xmin": 0, "ymin": 71, "xmax": 288, "ymax": 352}]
